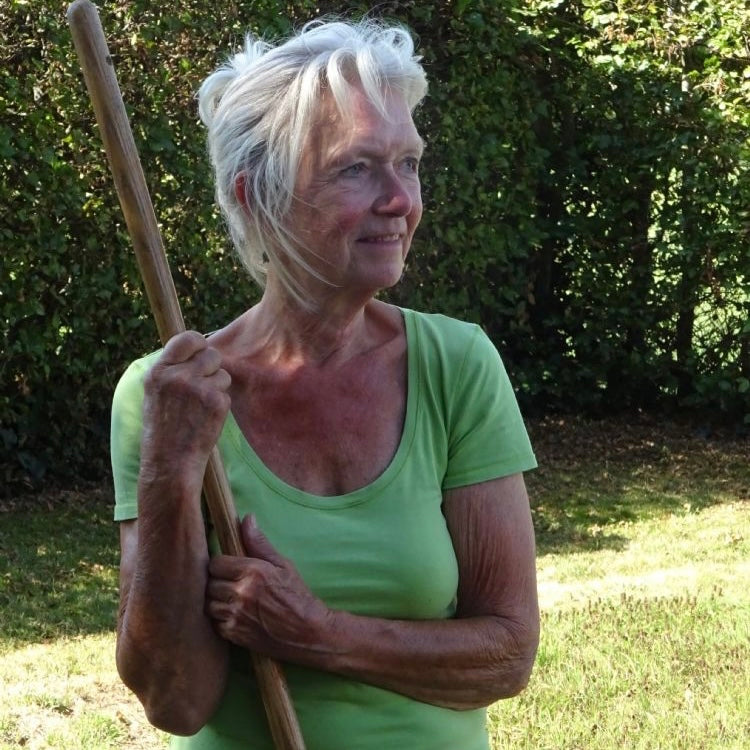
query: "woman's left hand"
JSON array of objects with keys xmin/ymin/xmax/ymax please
[
  {"xmin": 206, "ymin": 476, "xmax": 538, "ymax": 710},
  {"xmin": 205, "ymin": 516, "xmax": 334, "ymax": 659}
]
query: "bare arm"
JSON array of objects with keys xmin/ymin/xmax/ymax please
[
  {"xmin": 207, "ymin": 473, "xmax": 539, "ymax": 709},
  {"xmin": 115, "ymin": 332, "xmax": 232, "ymax": 735}
]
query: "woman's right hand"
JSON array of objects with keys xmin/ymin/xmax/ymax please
[
  {"xmin": 118, "ymin": 331, "xmax": 233, "ymax": 733},
  {"xmin": 140, "ymin": 330, "xmax": 232, "ymax": 487}
]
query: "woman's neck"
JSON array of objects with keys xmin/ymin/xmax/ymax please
[
  {"xmin": 229, "ymin": 276, "xmax": 394, "ymax": 369},
  {"xmin": 259, "ymin": 297, "xmax": 368, "ymax": 364}
]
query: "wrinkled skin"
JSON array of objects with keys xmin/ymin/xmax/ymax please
[{"xmin": 114, "ymin": 83, "xmax": 539, "ymax": 736}]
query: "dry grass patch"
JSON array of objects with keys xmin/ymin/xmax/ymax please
[
  {"xmin": 0, "ymin": 635, "xmax": 167, "ymax": 749},
  {"xmin": 1, "ymin": 417, "xmax": 747, "ymax": 748}
]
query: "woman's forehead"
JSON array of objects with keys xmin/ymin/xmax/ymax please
[{"xmin": 311, "ymin": 86, "xmax": 421, "ymax": 157}]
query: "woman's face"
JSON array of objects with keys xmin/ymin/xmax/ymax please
[{"xmin": 287, "ymin": 84, "xmax": 424, "ymax": 300}]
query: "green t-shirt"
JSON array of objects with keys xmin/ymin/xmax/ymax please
[{"xmin": 111, "ymin": 308, "xmax": 537, "ymax": 750}]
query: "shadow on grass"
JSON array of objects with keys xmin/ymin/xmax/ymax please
[
  {"xmin": 1, "ymin": 417, "xmax": 748, "ymax": 644},
  {"xmin": 527, "ymin": 416, "xmax": 750, "ymax": 556},
  {"xmin": 0, "ymin": 487, "xmax": 120, "ymax": 649}
]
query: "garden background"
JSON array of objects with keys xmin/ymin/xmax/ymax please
[
  {"xmin": 2, "ymin": 0, "xmax": 749, "ymax": 492},
  {"xmin": 1, "ymin": 2, "xmax": 749, "ymax": 748}
]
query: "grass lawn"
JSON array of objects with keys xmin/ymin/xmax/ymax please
[{"xmin": 1, "ymin": 416, "xmax": 748, "ymax": 749}]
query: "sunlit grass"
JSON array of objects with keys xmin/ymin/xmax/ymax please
[
  {"xmin": 0, "ymin": 490, "xmax": 120, "ymax": 651},
  {"xmin": 493, "ymin": 417, "xmax": 750, "ymax": 750},
  {"xmin": 0, "ymin": 489, "xmax": 167, "ymax": 748},
  {"xmin": 0, "ymin": 634, "xmax": 168, "ymax": 749},
  {"xmin": 491, "ymin": 497, "xmax": 750, "ymax": 749},
  {"xmin": 0, "ymin": 418, "xmax": 747, "ymax": 749},
  {"xmin": 491, "ymin": 592, "xmax": 750, "ymax": 749}
]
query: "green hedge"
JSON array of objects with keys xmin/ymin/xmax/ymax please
[{"xmin": 2, "ymin": 0, "xmax": 749, "ymax": 491}]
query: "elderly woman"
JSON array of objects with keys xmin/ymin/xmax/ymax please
[{"xmin": 111, "ymin": 18, "xmax": 539, "ymax": 750}]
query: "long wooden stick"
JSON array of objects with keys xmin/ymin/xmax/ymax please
[{"xmin": 66, "ymin": 2, "xmax": 305, "ymax": 747}]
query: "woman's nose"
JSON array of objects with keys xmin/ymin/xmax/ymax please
[{"xmin": 374, "ymin": 168, "xmax": 415, "ymax": 216}]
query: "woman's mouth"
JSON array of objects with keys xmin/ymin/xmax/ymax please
[{"xmin": 358, "ymin": 234, "xmax": 401, "ymax": 243}]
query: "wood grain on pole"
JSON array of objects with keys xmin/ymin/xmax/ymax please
[{"xmin": 66, "ymin": 2, "xmax": 305, "ymax": 747}]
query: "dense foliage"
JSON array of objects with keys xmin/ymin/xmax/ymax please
[{"xmin": 2, "ymin": 0, "xmax": 749, "ymax": 490}]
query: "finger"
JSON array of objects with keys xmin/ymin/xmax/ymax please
[
  {"xmin": 208, "ymin": 553, "xmax": 247, "ymax": 580},
  {"xmin": 241, "ymin": 516, "xmax": 287, "ymax": 567},
  {"xmin": 205, "ymin": 577, "xmax": 236, "ymax": 604},
  {"xmin": 154, "ymin": 339, "xmax": 231, "ymax": 396},
  {"xmin": 208, "ymin": 554, "xmax": 270, "ymax": 584},
  {"xmin": 204, "ymin": 595, "xmax": 234, "ymax": 626},
  {"xmin": 208, "ymin": 367, "xmax": 232, "ymax": 393},
  {"xmin": 160, "ymin": 330, "xmax": 209, "ymax": 364},
  {"xmin": 190, "ymin": 346, "xmax": 226, "ymax": 377}
]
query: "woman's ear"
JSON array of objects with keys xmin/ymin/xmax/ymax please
[{"xmin": 234, "ymin": 172, "xmax": 251, "ymax": 211}]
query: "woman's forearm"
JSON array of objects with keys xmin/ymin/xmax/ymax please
[
  {"xmin": 303, "ymin": 476, "xmax": 540, "ymax": 709},
  {"xmin": 116, "ymin": 471, "xmax": 229, "ymax": 735},
  {"xmin": 207, "ymin": 500, "xmax": 540, "ymax": 711},
  {"xmin": 286, "ymin": 608, "xmax": 538, "ymax": 710}
]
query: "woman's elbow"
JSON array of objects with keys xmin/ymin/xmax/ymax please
[
  {"xmin": 115, "ymin": 639, "xmax": 222, "ymax": 736},
  {"xmin": 120, "ymin": 669, "xmax": 217, "ymax": 736},
  {"xmin": 492, "ymin": 618, "xmax": 540, "ymax": 700},
  {"xmin": 141, "ymin": 699, "xmax": 209, "ymax": 737},
  {"xmin": 497, "ymin": 651, "xmax": 537, "ymax": 699}
]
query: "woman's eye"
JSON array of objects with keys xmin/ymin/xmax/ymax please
[
  {"xmin": 402, "ymin": 157, "xmax": 420, "ymax": 174},
  {"xmin": 341, "ymin": 163, "xmax": 366, "ymax": 177}
]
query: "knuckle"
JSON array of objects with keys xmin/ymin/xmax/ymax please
[
  {"xmin": 215, "ymin": 369, "xmax": 232, "ymax": 391},
  {"xmin": 162, "ymin": 330, "xmax": 207, "ymax": 362},
  {"xmin": 202, "ymin": 386, "xmax": 231, "ymax": 414},
  {"xmin": 157, "ymin": 370, "xmax": 193, "ymax": 399},
  {"xmin": 179, "ymin": 330, "xmax": 207, "ymax": 346},
  {"xmin": 143, "ymin": 364, "xmax": 174, "ymax": 397},
  {"xmin": 192, "ymin": 347, "xmax": 214, "ymax": 368},
  {"xmin": 203, "ymin": 346, "xmax": 223, "ymax": 367},
  {"xmin": 143, "ymin": 365, "xmax": 160, "ymax": 390},
  {"xmin": 234, "ymin": 568, "xmax": 259, "ymax": 598}
]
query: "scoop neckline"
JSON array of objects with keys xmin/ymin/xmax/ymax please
[{"xmin": 222, "ymin": 307, "xmax": 419, "ymax": 509}]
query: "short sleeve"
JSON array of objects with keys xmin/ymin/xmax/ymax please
[
  {"xmin": 110, "ymin": 354, "xmax": 158, "ymax": 521},
  {"xmin": 442, "ymin": 326, "xmax": 536, "ymax": 490}
]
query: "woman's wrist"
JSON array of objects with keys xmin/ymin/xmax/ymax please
[{"xmin": 137, "ymin": 450, "xmax": 208, "ymax": 504}]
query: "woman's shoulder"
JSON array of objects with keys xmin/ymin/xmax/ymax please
[
  {"xmin": 400, "ymin": 308, "xmax": 508, "ymax": 408},
  {"xmin": 402, "ymin": 306, "xmax": 481, "ymax": 332},
  {"xmin": 112, "ymin": 348, "xmax": 167, "ymax": 417},
  {"xmin": 401, "ymin": 307, "xmax": 489, "ymax": 359}
]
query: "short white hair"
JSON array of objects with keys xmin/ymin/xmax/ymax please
[{"xmin": 197, "ymin": 18, "xmax": 428, "ymax": 304}]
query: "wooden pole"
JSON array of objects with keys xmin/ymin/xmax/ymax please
[{"xmin": 66, "ymin": 2, "xmax": 305, "ymax": 746}]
